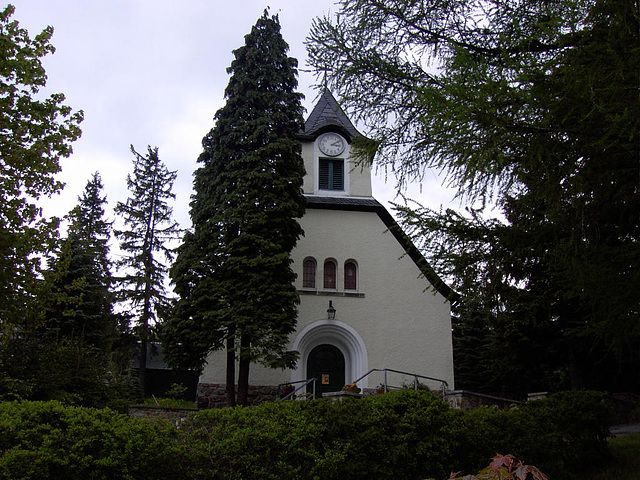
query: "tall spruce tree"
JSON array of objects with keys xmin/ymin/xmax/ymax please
[
  {"xmin": 46, "ymin": 173, "xmax": 116, "ymax": 351},
  {"xmin": 309, "ymin": 0, "xmax": 639, "ymax": 392},
  {"xmin": 164, "ymin": 11, "xmax": 306, "ymax": 406},
  {"xmin": 5, "ymin": 174, "xmax": 137, "ymax": 407},
  {"xmin": 114, "ymin": 145, "xmax": 180, "ymax": 395}
]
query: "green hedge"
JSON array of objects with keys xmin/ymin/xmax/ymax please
[
  {"xmin": 0, "ymin": 390, "xmax": 615, "ymax": 479},
  {"xmin": 0, "ymin": 401, "xmax": 184, "ymax": 480},
  {"xmin": 184, "ymin": 390, "xmax": 613, "ymax": 479},
  {"xmin": 184, "ymin": 391, "xmax": 455, "ymax": 479}
]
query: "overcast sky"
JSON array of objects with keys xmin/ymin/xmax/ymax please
[{"xmin": 14, "ymin": 0, "xmax": 456, "ymax": 240}]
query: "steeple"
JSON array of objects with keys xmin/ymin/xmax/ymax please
[
  {"xmin": 298, "ymin": 88, "xmax": 372, "ymax": 198},
  {"xmin": 298, "ymin": 88, "xmax": 363, "ymax": 141}
]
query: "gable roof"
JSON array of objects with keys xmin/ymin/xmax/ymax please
[
  {"xmin": 305, "ymin": 195, "xmax": 460, "ymax": 304},
  {"xmin": 298, "ymin": 88, "xmax": 363, "ymax": 141}
]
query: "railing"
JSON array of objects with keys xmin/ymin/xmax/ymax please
[
  {"xmin": 278, "ymin": 370, "xmax": 449, "ymax": 401},
  {"xmin": 352, "ymin": 368, "xmax": 450, "ymax": 399},
  {"xmin": 277, "ymin": 378, "xmax": 316, "ymax": 401}
]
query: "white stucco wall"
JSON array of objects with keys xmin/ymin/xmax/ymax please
[
  {"xmin": 200, "ymin": 131, "xmax": 453, "ymax": 392},
  {"xmin": 199, "ymin": 207, "xmax": 455, "ymax": 391}
]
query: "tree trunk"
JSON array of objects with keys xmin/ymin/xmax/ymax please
[
  {"xmin": 237, "ymin": 334, "xmax": 251, "ymax": 406},
  {"xmin": 225, "ymin": 335, "xmax": 236, "ymax": 407},
  {"xmin": 139, "ymin": 259, "xmax": 153, "ymax": 397},
  {"xmin": 138, "ymin": 337, "xmax": 148, "ymax": 396}
]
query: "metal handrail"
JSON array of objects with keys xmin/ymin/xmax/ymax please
[
  {"xmin": 277, "ymin": 378, "xmax": 316, "ymax": 401},
  {"xmin": 352, "ymin": 368, "xmax": 450, "ymax": 399}
]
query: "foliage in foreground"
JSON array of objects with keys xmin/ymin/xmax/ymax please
[
  {"xmin": 434, "ymin": 454, "xmax": 548, "ymax": 480},
  {"xmin": 0, "ymin": 401, "xmax": 182, "ymax": 480},
  {"xmin": 580, "ymin": 433, "xmax": 640, "ymax": 480},
  {"xmin": 0, "ymin": 390, "xmax": 615, "ymax": 480}
]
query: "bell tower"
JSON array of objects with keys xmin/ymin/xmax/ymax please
[{"xmin": 297, "ymin": 89, "xmax": 372, "ymax": 198}]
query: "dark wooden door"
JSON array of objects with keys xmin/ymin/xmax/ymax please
[{"xmin": 307, "ymin": 344, "xmax": 345, "ymax": 398}]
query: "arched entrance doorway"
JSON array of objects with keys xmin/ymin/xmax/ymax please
[
  {"xmin": 307, "ymin": 344, "xmax": 345, "ymax": 397},
  {"xmin": 291, "ymin": 319, "xmax": 369, "ymax": 392}
]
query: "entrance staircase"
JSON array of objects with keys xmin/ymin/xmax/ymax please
[{"xmin": 277, "ymin": 368, "xmax": 450, "ymax": 401}]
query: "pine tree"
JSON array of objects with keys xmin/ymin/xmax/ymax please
[
  {"xmin": 114, "ymin": 145, "xmax": 180, "ymax": 396},
  {"xmin": 46, "ymin": 173, "xmax": 116, "ymax": 351},
  {"xmin": 164, "ymin": 10, "xmax": 306, "ymax": 406}
]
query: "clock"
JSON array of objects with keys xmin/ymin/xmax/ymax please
[{"xmin": 318, "ymin": 133, "xmax": 346, "ymax": 157}]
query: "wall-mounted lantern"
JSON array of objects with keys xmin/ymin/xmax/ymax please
[{"xmin": 327, "ymin": 300, "xmax": 336, "ymax": 320}]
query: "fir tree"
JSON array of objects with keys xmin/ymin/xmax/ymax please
[
  {"xmin": 114, "ymin": 145, "xmax": 180, "ymax": 395},
  {"xmin": 164, "ymin": 10, "xmax": 306, "ymax": 406},
  {"xmin": 46, "ymin": 173, "xmax": 116, "ymax": 351}
]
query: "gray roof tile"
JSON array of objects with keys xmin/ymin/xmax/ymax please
[{"xmin": 299, "ymin": 88, "xmax": 363, "ymax": 140}]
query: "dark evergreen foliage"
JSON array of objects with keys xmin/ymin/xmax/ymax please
[
  {"xmin": 46, "ymin": 173, "xmax": 117, "ymax": 351},
  {"xmin": 309, "ymin": 0, "xmax": 639, "ymax": 393},
  {"xmin": 164, "ymin": 11, "xmax": 306, "ymax": 405},
  {"xmin": 114, "ymin": 145, "xmax": 180, "ymax": 395},
  {"xmin": 18, "ymin": 173, "xmax": 139, "ymax": 408}
]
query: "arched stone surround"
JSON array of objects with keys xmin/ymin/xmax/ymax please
[{"xmin": 291, "ymin": 320, "xmax": 369, "ymax": 388}]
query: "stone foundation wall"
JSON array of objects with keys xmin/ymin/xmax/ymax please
[
  {"xmin": 444, "ymin": 390, "xmax": 523, "ymax": 410},
  {"xmin": 197, "ymin": 383, "xmax": 279, "ymax": 408}
]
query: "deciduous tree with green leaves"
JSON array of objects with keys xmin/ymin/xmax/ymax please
[
  {"xmin": 164, "ymin": 11, "xmax": 306, "ymax": 406},
  {"xmin": 0, "ymin": 4, "xmax": 83, "ymax": 329},
  {"xmin": 115, "ymin": 145, "xmax": 180, "ymax": 395},
  {"xmin": 308, "ymin": 0, "xmax": 639, "ymax": 392}
]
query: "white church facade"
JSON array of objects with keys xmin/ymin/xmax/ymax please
[{"xmin": 198, "ymin": 90, "xmax": 456, "ymax": 403}]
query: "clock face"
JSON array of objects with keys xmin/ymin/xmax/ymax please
[{"xmin": 318, "ymin": 133, "xmax": 346, "ymax": 157}]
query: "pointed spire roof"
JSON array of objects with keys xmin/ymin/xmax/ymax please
[{"xmin": 298, "ymin": 88, "xmax": 363, "ymax": 141}]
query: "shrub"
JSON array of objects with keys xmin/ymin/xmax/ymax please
[
  {"xmin": 0, "ymin": 401, "xmax": 184, "ymax": 480},
  {"xmin": 0, "ymin": 390, "xmax": 615, "ymax": 480},
  {"xmin": 447, "ymin": 391, "xmax": 614, "ymax": 478},
  {"xmin": 185, "ymin": 391, "xmax": 457, "ymax": 480},
  {"xmin": 185, "ymin": 399, "xmax": 325, "ymax": 479},
  {"xmin": 510, "ymin": 390, "xmax": 614, "ymax": 475},
  {"xmin": 0, "ymin": 337, "xmax": 137, "ymax": 411}
]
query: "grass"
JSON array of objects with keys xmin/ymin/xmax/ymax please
[{"xmin": 580, "ymin": 433, "xmax": 640, "ymax": 480}]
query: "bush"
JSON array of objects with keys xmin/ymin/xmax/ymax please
[
  {"xmin": 183, "ymin": 390, "xmax": 614, "ymax": 479},
  {"xmin": 509, "ymin": 390, "xmax": 614, "ymax": 475},
  {"xmin": 447, "ymin": 391, "xmax": 615, "ymax": 478},
  {"xmin": 0, "ymin": 390, "xmax": 615, "ymax": 480},
  {"xmin": 0, "ymin": 401, "xmax": 184, "ymax": 480},
  {"xmin": 185, "ymin": 391, "xmax": 460, "ymax": 479}
]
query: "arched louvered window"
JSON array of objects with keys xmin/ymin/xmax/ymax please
[
  {"xmin": 344, "ymin": 261, "xmax": 357, "ymax": 290},
  {"xmin": 323, "ymin": 259, "xmax": 337, "ymax": 289},
  {"xmin": 303, "ymin": 257, "xmax": 317, "ymax": 289}
]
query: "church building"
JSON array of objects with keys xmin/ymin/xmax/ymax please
[{"xmin": 198, "ymin": 89, "xmax": 456, "ymax": 402}]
